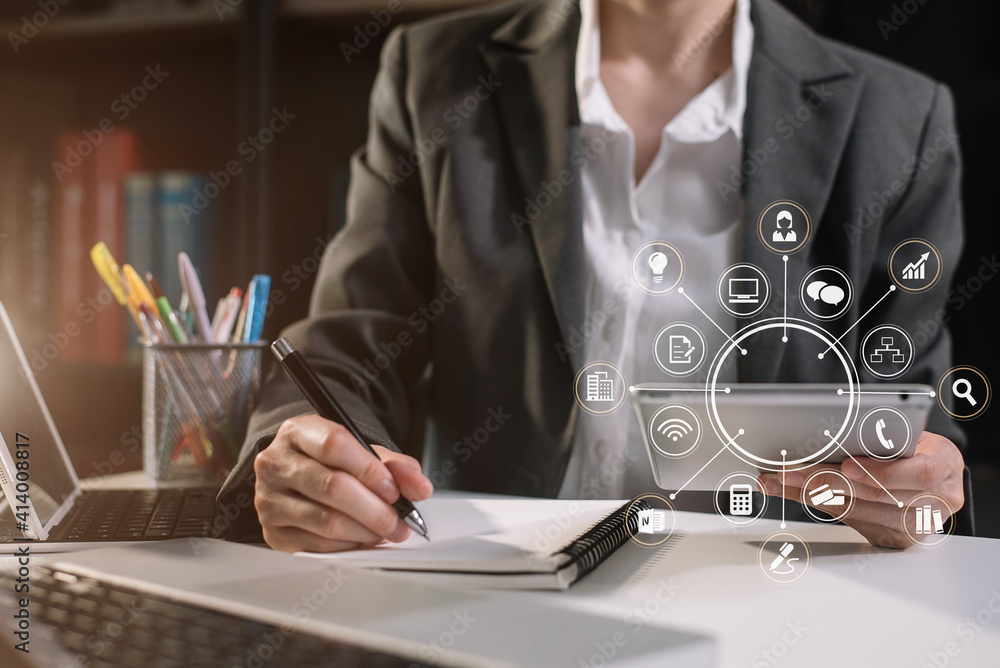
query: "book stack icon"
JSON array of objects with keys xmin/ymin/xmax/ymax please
[{"xmin": 915, "ymin": 504, "xmax": 944, "ymax": 535}]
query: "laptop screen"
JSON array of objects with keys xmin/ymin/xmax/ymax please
[{"xmin": 0, "ymin": 315, "xmax": 77, "ymax": 529}]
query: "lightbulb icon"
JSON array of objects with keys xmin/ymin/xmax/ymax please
[{"xmin": 648, "ymin": 252, "xmax": 668, "ymax": 284}]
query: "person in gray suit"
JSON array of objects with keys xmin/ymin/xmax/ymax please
[{"xmin": 219, "ymin": 0, "xmax": 970, "ymax": 552}]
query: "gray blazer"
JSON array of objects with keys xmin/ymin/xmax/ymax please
[{"xmin": 218, "ymin": 0, "xmax": 969, "ymax": 540}]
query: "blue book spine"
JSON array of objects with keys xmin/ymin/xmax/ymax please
[{"xmin": 156, "ymin": 172, "xmax": 209, "ymax": 308}]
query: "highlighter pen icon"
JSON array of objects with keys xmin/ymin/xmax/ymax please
[{"xmin": 769, "ymin": 542, "xmax": 797, "ymax": 574}]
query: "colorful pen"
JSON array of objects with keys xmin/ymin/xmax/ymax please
[{"xmin": 178, "ymin": 252, "xmax": 214, "ymax": 344}]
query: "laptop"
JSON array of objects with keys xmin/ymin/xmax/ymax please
[
  {"xmin": 0, "ymin": 301, "xmax": 220, "ymax": 551},
  {"xmin": 0, "ymin": 539, "xmax": 716, "ymax": 667}
]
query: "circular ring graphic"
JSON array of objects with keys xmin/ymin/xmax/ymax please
[
  {"xmin": 800, "ymin": 470, "xmax": 855, "ymax": 523},
  {"xmin": 860, "ymin": 325, "xmax": 914, "ymax": 379},
  {"xmin": 647, "ymin": 404, "xmax": 702, "ymax": 458},
  {"xmin": 631, "ymin": 242, "xmax": 685, "ymax": 295},
  {"xmin": 888, "ymin": 238, "xmax": 942, "ymax": 293},
  {"xmin": 652, "ymin": 322, "xmax": 707, "ymax": 377},
  {"xmin": 901, "ymin": 493, "xmax": 955, "ymax": 548},
  {"xmin": 626, "ymin": 493, "xmax": 677, "ymax": 547},
  {"xmin": 858, "ymin": 406, "xmax": 911, "ymax": 460},
  {"xmin": 574, "ymin": 361, "xmax": 628, "ymax": 416},
  {"xmin": 713, "ymin": 472, "xmax": 769, "ymax": 526},
  {"xmin": 706, "ymin": 318, "xmax": 859, "ymax": 470},
  {"xmin": 757, "ymin": 200, "xmax": 811, "ymax": 255},
  {"xmin": 937, "ymin": 366, "xmax": 991, "ymax": 421}
]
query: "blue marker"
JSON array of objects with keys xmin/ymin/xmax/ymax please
[{"xmin": 242, "ymin": 274, "xmax": 271, "ymax": 342}]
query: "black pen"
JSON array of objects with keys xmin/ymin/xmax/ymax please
[{"xmin": 271, "ymin": 337, "xmax": 430, "ymax": 540}]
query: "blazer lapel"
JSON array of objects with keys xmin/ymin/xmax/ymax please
[
  {"xmin": 739, "ymin": 0, "xmax": 865, "ymax": 382},
  {"xmin": 479, "ymin": 0, "xmax": 588, "ymax": 373}
]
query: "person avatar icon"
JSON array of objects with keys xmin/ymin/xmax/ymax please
[{"xmin": 773, "ymin": 210, "xmax": 797, "ymax": 243}]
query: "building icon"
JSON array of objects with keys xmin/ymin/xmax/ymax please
[{"xmin": 585, "ymin": 372, "xmax": 614, "ymax": 402}]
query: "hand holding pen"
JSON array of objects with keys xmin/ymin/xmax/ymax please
[{"xmin": 253, "ymin": 338, "xmax": 434, "ymax": 552}]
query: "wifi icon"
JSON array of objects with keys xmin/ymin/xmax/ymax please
[
  {"xmin": 648, "ymin": 404, "xmax": 701, "ymax": 458},
  {"xmin": 656, "ymin": 418, "xmax": 694, "ymax": 442}
]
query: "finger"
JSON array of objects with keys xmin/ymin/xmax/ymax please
[
  {"xmin": 761, "ymin": 464, "xmax": 840, "ymax": 489},
  {"xmin": 762, "ymin": 474, "xmax": 915, "ymax": 506},
  {"xmin": 293, "ymin": 459, "xmax": 408, "ymax": 541},
  {"xmin": 262, "ymin": 525, "xmax": 365, "ymax": 554},
  {"xmin": 840, "ymin": 518, "xmax": 911, "ymax": 550},
  {"xmin": 381, "ymin": 450, "xmax": 434, "ymax": 501},
  {"xmin": 255, "ymin": 489, "xmax": 390, "ymax": 545},
  {"xmin": 840, "ymin": 432, "xmax": 964, "ymax": 490},
  {"xmin": 282, "ymin": 416, "xmax": 401, "ymax": 504}
]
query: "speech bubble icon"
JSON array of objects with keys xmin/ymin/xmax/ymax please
[
  {"xmin": 819, "ymin": 284, "xmax": 845, "ymax": 305},
  {"xmin": 806, "ymin": 280, "xmax": 827, "ymax": 301}
]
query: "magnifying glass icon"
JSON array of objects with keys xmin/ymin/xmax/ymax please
[{"xmin": 952, "ymin": 378, "xmax": 977, "ymax": 406}]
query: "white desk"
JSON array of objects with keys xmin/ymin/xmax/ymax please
[{"xmin": 22, "ymin": 495, "xmax": 1000, "ymax": 667}]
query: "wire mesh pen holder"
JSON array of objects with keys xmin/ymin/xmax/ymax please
[{"xmin": 142, "ymin": 342, "xmax": 267, "ymax": 484}]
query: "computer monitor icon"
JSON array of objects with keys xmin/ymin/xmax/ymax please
[{"xmin": 728, "ymin": 278, "xmax": 760, "ymax": 303}]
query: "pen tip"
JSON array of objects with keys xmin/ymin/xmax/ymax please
[{"xmin": 422, "ymin": 533, "xmax": 430, "ymax": 542}]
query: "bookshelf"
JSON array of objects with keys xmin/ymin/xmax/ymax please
[{"xmin": 0, "ymin": 0, "xmax": 495, "ymax": 476}]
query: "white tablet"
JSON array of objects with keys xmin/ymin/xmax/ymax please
[{"xmin": 629, "ymin": 383, "xmax": 934, "ymax": 489}]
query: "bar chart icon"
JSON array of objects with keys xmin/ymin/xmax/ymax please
[
  {"xmin": 902, "ymin": 253, "xmax": 929, "ymax": 280},
  {"xmin": 915, "ymin": 504, "xmax": 944, "ymax": 534}
]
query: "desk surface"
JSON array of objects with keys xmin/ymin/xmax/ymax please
[{"xmin": 20, "ymin": 492, "xmax": 1000, "ymax": 668}]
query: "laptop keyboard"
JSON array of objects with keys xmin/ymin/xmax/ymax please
[
  {"xmin": 17, "ymin": 566, "xmax": 436, "ymax": 667},
  {"xmin": 49, "ymin": 489, "xmax": 217, "ymax": 541}
]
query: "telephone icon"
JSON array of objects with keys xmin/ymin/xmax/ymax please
[{"xmin": 875, "ymin": 418, "xmax": 894, "ymax": 450}]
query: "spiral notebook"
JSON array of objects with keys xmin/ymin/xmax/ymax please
[{"xmin": 301, "ymin": 496, "xmax": 650, "ymax": 590}]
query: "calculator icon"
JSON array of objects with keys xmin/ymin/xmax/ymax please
[{"xmin": 729, "ymin": 484, "xmax": 753, "ymax": 516}]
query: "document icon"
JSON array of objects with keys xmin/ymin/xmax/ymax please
[
  {"xmin": 637, "ymin": 508, "xmax": 668, "ymax": 534},
  {"xmin": 668, "ymin": 335, "xmax": 695, "ymax": 364}
]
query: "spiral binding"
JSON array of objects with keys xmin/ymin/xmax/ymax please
[{"xmin": 555, "ymin": 499, "xmax": 652, "ymax": 581}]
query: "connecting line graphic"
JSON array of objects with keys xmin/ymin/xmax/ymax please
[
  {"xmin": 836, "ymin": 388, "xmax": 936, "ymax": 397},
  {"xmin": 780, "ymin": 450, "xmax": 787, "ymax": 529},
  {"xmin": 782, "ymin": 256, "xmax": 789, "ymax": 342},
  {"xmin": 669, "ymin": 428, "xmax": 745, "ymax": 500},
  {"xmin": 818, "ymin": 285, "xmax": 895, "ymax": 359},
  {"xmin": 678, "ymin": 288, "xmax": 746, "ymax": 355},
  {"xmin": 825, "ymin": 429, "xmax": 904, "ymax": 508}
]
